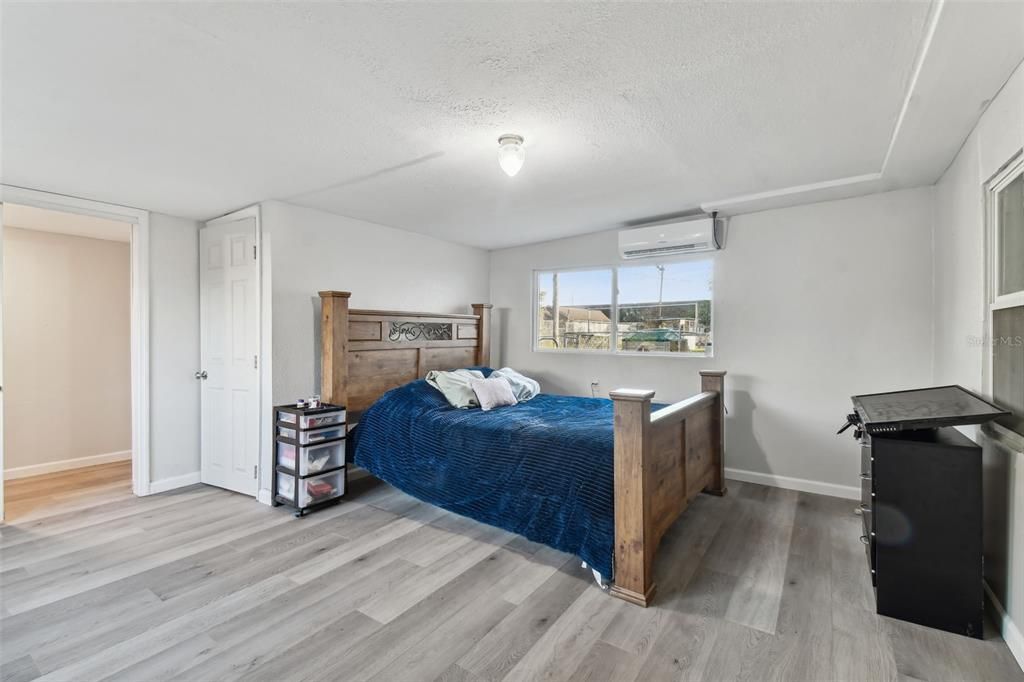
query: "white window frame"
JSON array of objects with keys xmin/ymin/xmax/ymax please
[
  {"xmin": 983, "ymin": 152, "xmax": 1024, "ymax": 450},
  {"xmin": 531, "ymin": 257, "xmax": 715, "ymax": 359}
]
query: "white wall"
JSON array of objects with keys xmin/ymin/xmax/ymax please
[
  {"xmin": 2, "ymin": 227, "xmax": 131, "ymax": 475},
  {"xmin": 932, "ymin": 61, "xmax": 1024, "ymax": 665},
  {"xmin": 490, "ymin": 187, "xmax": 935, "ymax": 496},
  {"xmin": 148, "ymin": 213, "xmax": 201, "ymax": 483},
  {"xmin": 259, "ymin": 200, "xmax": 490, "ymax": 493}
]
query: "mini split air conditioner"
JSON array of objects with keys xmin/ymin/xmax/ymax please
[{"xmin": 618, "ymin": 215, "xmax": 722, "ymax": 259}]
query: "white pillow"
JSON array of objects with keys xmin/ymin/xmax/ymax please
[{"xmin": 470, "ymin": 376, "xmax": 518, "ymax": 411}]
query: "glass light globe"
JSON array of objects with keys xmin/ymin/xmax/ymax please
[{"xmin": 498, "ymin": 134, "xmax": 525, "ymax": 177}]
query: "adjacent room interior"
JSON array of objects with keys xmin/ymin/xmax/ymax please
[
  {"xmin": 1, "ymin": 204, "xmax": 133, "ymax": 521},
  {"xmin": 0, "ymin": 2, "xmax": 1022, "ymax": 681}
]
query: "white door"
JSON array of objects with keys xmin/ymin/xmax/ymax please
[{"xmin": 200, "ymin": 218, "xmax": 260, "ymax": 496}]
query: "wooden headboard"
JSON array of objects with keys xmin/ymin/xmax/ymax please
[{"xmin": 319, "ymin": 291, "xmax": 492, "ymax": 418}]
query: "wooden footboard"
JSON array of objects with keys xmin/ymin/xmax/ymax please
[{"xmin": 609, "ymin": 371, "xmax": 726, "ymax": 606}]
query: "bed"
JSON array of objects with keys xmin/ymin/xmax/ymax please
[{"xmin": 319, "ymin": 291, "xmax": 726, "ymax": 607}]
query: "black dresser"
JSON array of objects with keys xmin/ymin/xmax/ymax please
[
  {"xmin": 843, "ymin": 385, "xmax": 1009, "ymax": 639},
  {"xmin": 859, "ymin": 427, "xmax": 983, "ymax": 637}
]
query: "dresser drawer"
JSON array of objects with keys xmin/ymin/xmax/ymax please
[
  {"xmin": 861, "ymin": 522, "xmax": 876, "ymax": 583},
  {"xmin": 860, "ymin": 474, "xmax": 873, "ymax": 510},
  {"xmin": 277, "ymin": 408, "xmax": 346, "ymax": 429},
  {"xmin": 860, "ymin": 443, "xmax": 872, "ymax": 477},
  {"xmin": 276, "ymin": 423, "xmax": 345, "ymax": 445},
  {"xmin": 276, "ymin": 439, "xmax": 344, "ymax": 476}
]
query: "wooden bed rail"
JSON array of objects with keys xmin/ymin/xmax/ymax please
[{"xmin": 609, "ymin": 370, "xmax": 726, "ymax": 606}]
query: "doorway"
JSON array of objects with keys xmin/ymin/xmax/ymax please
[
  {"xmin": 1, "ymin": 204, "xmax": 133, "ymax": 519},
  {"xmin": 0, "ymin": 186, "xmax": 151, "ymax": 521}
]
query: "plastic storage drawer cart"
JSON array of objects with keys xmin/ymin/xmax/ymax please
[{"xmin": 272, "ymin": 403, "xmax": 347, "ymax": 516}]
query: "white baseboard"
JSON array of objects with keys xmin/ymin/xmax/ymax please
[
  {"xmin": 985, "ymin": 581, "xmax": 1024, "ymax": 673},
  {"xmin": 4, "ymin": 450, "xmax": 132, "ymax": 480},
  {"xmin": 724, "ymin": 466, "xmax": 860, "ymax": 500},
  {"xmin": 148, "ymin": 471, "xmax": 201, "ymax": 495}
]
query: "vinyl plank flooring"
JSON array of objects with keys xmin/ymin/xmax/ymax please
[
  {"xmin": 501, "ymin": 583, "xmax": 626, "ymax": 682},
  {"xmin": 567, "ymin": 640, "xmax": 641, "ymax": 682},
  {"xmin": 359, "ymin": 523, "xmax": 517, "ymax": 623},
  {"xmin": 631, "ymin": 568, "xmax": 739, "ymax": 682},
  {"xmin": 368, "ymin": 590, "xmax": 515, "ymax": 681},
  {"xmin": 831, "ymin": 603, "xmax": 899, "ymax": 682},
  {"xmin": 1, "ymin": 476, "xmax": 1020, "ymax": 682},
  {"xmin": 311, "ymin": 546, "xmax": 526, "ymax": 682},
  {"xmin": 0, "ymin": 654, "xmax": 41, "ymax": 682},
  {"xmin": 244, "ymin": 610, "xmax": 384, "ymax": 682},
  {"xmin": 885, "ymin": 615, "xmax": 1024, "ymax": 682},
  {"xmin": 702, "ymin": 484, "xmax": 798, "ymax": 634},
  {"xmin": 170, "ymin": 561, "xmax": 414, "ymax": 682},
  {"xmin": 457, "ymin": 560, "xmax": 590, "ymax": 680}
]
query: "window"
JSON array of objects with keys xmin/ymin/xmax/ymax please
[
  {"xmin": 534, "ymin": 259, "xmax": 713, "ymax": 356},
  {"xmin": 536, "ymin": 269, "xmax": 612, "ymax": 351},
  {"xmin": 987, "ymin": 156, "xmax": 1024, "ymax": 440}
]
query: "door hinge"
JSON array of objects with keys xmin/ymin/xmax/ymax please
[
  {"xmin": 253, "ymin": 245, "xmax": 257, "ymax": 260},
  {"xmin": 253, "ymin": 464, "xmax": 258, "ymax": 479},
  {"xmin": 254, "ymin": 355, "xmax": 258, "ymax": 369}
]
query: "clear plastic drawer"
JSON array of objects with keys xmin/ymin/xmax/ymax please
[
  {"xmin": 276, "ymin": 439, "xmax": 344, "ymax": 476},
  {"xmin": 298, "ymin": 469, "xmax": 345, "ymax": 508},
  {"xmin": 276, "ymin": 423, "xmax": 345, "ymax": 445},
  {"xmin": 276, "ymin": 409, "xmax": 346, "ymax": 429},
  {"xmin": 276, "ymin": 471, "xmax": 296, "ymax": 502}
]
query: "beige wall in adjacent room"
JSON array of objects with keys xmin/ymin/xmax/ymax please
[{"xmin": 2, "ymin": 226, "xmax": 131, "ymax": 473}]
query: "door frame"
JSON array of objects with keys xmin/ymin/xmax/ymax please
[
  {"xmin": 0, "ymin": 184, "xmax": 151, "ymax": 510},
  {"xmin": 201, "ymin": 205, "xmax": 271, "ymax": 503}
]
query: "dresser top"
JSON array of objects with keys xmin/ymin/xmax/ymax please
[{"xmin": 852, "ymin": 385, "xmax": 1008, "ymax": 433}]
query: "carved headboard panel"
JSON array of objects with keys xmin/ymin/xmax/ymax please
[{"xmin": 319, "ymin": 291, "xmax": 492, "ymax": 418}]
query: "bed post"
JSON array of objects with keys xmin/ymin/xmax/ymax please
[
  {"xmin": 609, "ymin": 388, "xmax": 656, "ymax": 607},
  {"xmin": 319, "ymin": 291, "xmax": 351, "ymax": 407},
  {"xmin": 471, "ymin": 303, "xmax": 492, "ymax": 367},
  {"xmin": 700, "ymin": 370, "xmax": 727, "ymax": 496}
]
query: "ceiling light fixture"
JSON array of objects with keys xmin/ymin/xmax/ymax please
[{"xmin": 497, "ymin": 134, "xmax": 525, "ymax": 177}]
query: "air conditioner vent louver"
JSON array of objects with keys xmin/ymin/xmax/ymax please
[
  {"xmin": 618, "ymin": 216, "xmax": 722, "ymax": 260},
  {"xmin": 624, "ymin": 243, "xmax": 708, "ymax": 257}
]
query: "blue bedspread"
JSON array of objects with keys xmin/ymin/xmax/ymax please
[{"xmin": 351, "ymin": 373, "xmax": 622, "ymax": 578}]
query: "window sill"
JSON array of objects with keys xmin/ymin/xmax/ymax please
[
  {"xmin": 982, "ymin": 421, "xmax": 1024, "ymax": 453},
  {"xmin": 532, "ymin": 347, "xmax": 714, "ymax": 359}
]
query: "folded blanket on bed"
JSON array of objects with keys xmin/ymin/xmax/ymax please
[
  {"xmin": 489, "ymin": 367, "xmax": 540, "ymax": 402},
  {"xmin": 424, "ymin": 368, "xmax": 485, "ymax": 408}
]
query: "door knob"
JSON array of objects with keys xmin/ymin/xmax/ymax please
[{"xmin": 195, "ymin": 370, "xmax": 208, "ymax": 380}]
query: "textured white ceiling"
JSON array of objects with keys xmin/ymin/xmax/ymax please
[
  {"xmin": 2, "ymin": 204, "xmax": 131, "ymax": 242},
  {"xmin": 0, "ymin": 2, "xmax": 1018, "ymax": 249}
]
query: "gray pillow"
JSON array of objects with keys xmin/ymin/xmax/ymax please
[{"xmin": 470, "ymin": 376, "xmax": 518, "ymax": 411}]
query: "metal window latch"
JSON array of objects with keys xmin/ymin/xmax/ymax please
[{"xmin": 194, "ymin": 370, "xmax": 208, "ymax": 380}]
